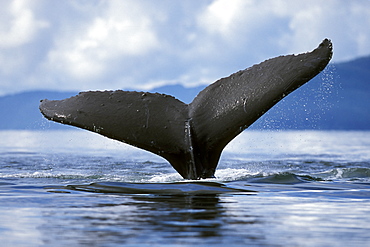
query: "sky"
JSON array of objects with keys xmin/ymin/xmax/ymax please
[{"xmin": 1, "ymin": 0, "xmax": 370, "ymax": 96}]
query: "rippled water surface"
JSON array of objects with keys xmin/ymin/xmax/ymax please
[{"xmin": 1, "ymin": 130, "xmax": 370, "ymax": 246}]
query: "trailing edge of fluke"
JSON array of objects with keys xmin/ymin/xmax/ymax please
[{"xmin": 40, "ymin": 39, "xmax": 333, "ymax": 180}]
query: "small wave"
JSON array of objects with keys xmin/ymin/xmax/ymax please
[
  {"xmin": 0, "ymin": 171, "xmax": 106, "ymax": 181},
  {"xmin": 66, "ymin": 181, "xmax": 256, "ymax": 195},
  {"xmin": 312, "ymin": 167, "xmax": 370, "ymax": 181},
  {"xmin": 247, "ymin": 172, "xmax": 309, "ymax": 184}
]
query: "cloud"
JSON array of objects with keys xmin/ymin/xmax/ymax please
[
  {"xmin": 196, "ymin": 0, "xmax": 370, "ymax": 62},
  {"xmin": 0, "ymin": 0, "xmax": 49, "ymax": 48},
  {"xmin": 0, "ymin": 0, "xmax": 49, "ymax": 92},
  {"xmin": 0, "ymin": 0, "xmax": 49, "ymax": 75},
  {"xmin": 275, "ymin": 0, "xmax": 370, "ymax": 61},
  {"xmin": 46, "ymin": 0, "xmax": 160, "ymax": 81},
  {"xmin": 0, "ymin": 0, "xmax": 370, "ymax": 96}
]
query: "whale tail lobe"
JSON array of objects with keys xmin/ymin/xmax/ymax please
[{"xmin": 40, "ymin": 39, "xmax": 333, "ymax": 179}]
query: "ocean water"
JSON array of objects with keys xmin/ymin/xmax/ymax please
[{"xmin": 0, "ymin": 130, "xmax": 369, "ymax": 246}]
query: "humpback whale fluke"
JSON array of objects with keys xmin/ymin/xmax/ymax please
[{"xmin": 40, "ymin": 39, "xmax": 333, "ymax": 179}]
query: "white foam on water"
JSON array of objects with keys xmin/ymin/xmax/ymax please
[
  {"xmin": 145, "ymin": 168, "xmax": 260, "ymax": 183},
  {"xmin": 215, "ymin": 168, "xmax": 257, "ymax": 181}
]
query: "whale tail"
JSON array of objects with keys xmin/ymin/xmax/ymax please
[{"xmin": 40, "ymin": 39, "xmax": 332, "ymax": 179}]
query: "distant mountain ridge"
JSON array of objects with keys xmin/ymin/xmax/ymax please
[{"xmin": 0, "ymin": 56, "xmax": 369, "ymax": 130}]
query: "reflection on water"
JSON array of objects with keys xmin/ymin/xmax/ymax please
[
  {"xmin": 0, "ymin": 130, "xmax": 370, "ymax": 246},
  {"xmin": 37, "ymin": 191, "xmax": 260, "ymax": 246},
  {"xmin": 5, "ymin": 184, "xmax": 367, "ymax": 246},
  {"xmin": 2, "ymin": 179, "xmax": 369, "ymax": 246}
]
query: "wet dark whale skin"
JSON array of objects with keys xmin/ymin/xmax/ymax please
[{"xmin": 40, "ymin": 39, "xmax": 333, "ymax": 179}]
